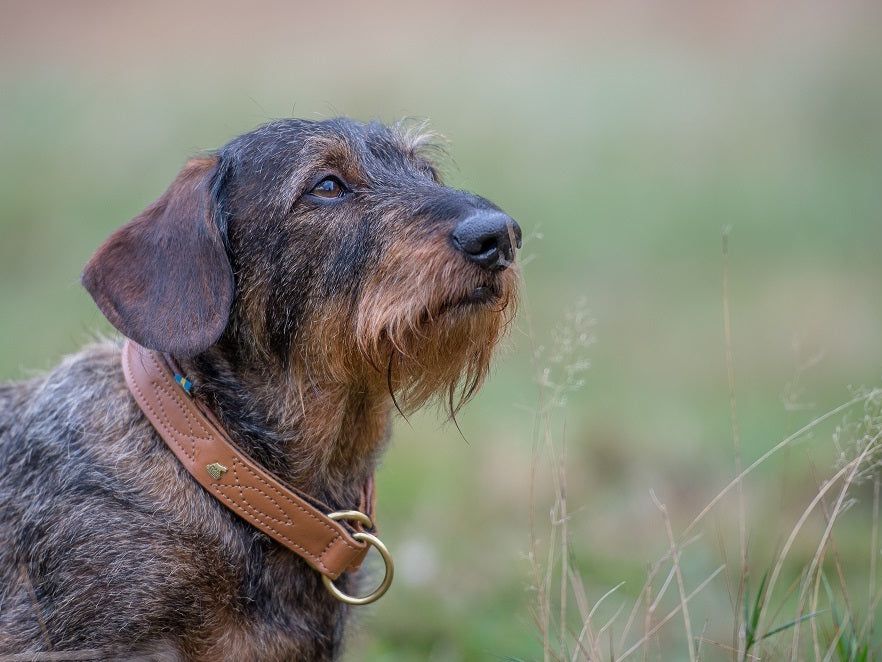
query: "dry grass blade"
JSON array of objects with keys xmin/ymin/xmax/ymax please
[
  {"xmin": 696, "ymin": 637, "xmax": 762, "ymax": 660},
  {"xmin": 681, "ymin": 391, "xmax": 879, "ymax": 543},
  {"xmin": 682, "ymin": 389, "xmax": 882, "ymax": 536},
  {"xmin": 650, "ymin": 564, "xmax": 678, "ymax": 614},
  {"xmin": 568, "ymin": 568, "xmax": 594, "ymax": 655},
  {"xmin": 751, "ymin": 456, "xmax": 859, "ymax": 647},
  {"xmin": 787, "ymin": 434, "xmax": 880, "ymax": 659},
  {"xmin": 587, "ymin": 582, "xmax": 626, "ymax": 628},
  {"xmin": 558, "ymin": 436, "xmax": 569, "ymax": 660},
  {"xmin": 808, "ymin": 468, "xmax": 858, "ymax": 660},
  {"xmin": 722, "ymin": 227, "xmax": 748, "ymax": 658},
  {"xmin": 856, "ymin": 477, "xmax": 881, "ymax": 647},
  {"xmin": 522, "ymin": 282, "xmax": 595, "ymax": 662},
  {"xmin": 594, "ymin": 602, "xmax": 626, "ymax": 658},
  {"xmin": 618, "ymin": 569, "xmax": 656, "ymax": 658},
  {"xmin": 615, "ymin": 565, "xmax": 725, "ymax": 662},
  {"xmin": 650, "ymin": 490, "xmax": 696, "ymax": 662},
  {"xmin": 615, "ymin": 534, "xmax": 702, "ymax": 652},
  {"xmin": 571, "ymin": 581, "xmax": 626, "ymax": 662}
]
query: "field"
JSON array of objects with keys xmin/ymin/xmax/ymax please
[{"xmin": 2, "ymin": 2, "xmax": 882, "ymax": 659}]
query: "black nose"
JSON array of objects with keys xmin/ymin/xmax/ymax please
[{"xmin": 451, "ymin": 211, "xmax": 522, "ymax": 271}]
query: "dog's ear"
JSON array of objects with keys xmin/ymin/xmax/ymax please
[{"xmin": 82, "ymin": 155, "xmax": 234, "ymax": 357}]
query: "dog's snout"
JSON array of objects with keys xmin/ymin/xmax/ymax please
[{"xmin": 451, "ymin": 211, "xmax": 521, "ymax": 271}]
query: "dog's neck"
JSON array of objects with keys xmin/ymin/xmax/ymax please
[{"xmin": 178, "ymin": 339, "xmax": 393, "ymax": 509}]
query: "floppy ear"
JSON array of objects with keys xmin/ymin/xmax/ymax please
[{"xmin": 82, "ymin": 156, "xmax": 234, "ymax": 357}]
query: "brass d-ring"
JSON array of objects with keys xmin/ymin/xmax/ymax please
[
  {"xmin": 323, "ymin": 511, "xmax": 394, "ymax": 606},
  {"xmin": 327, "ymin": 510, "xmax": 373, "ymax": 528}
]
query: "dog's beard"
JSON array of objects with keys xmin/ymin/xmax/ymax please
[{"xmin": 354, "ymin": 265, "xmax": 519, "ymax": 416}]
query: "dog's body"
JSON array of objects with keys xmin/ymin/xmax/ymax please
[
  {"xmin": 0, "ymin": 118, "xmax": 519, "ymax": 660},
  {"xmin": 0, "ymin": 341, "xmax": 367, "ymax": 660}
]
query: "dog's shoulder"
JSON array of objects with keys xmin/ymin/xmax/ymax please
[
  {"xmin": 1, "ymin": 340, "xmax": 129, "ymax": 435},
  {"xmin": 0, "ymin": 339, "xmax": 148, "ymax": 494},
  {"xmin": 0, "ymin": 377, "xmax": 40, "ymax": 439}
]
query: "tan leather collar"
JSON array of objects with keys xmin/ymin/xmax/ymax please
[{"xmin": 121, "ymin": 340, "xmax": 376, "ymax": 583}]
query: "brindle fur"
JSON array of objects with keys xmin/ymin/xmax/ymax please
[{"xmin": 0, "ymin": 118, "xmax": 518, "ymax": 660}]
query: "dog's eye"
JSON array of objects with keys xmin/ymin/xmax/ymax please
[{"xmin": 309, "ymin": 176, "xmax": 346, "ymax": 199}]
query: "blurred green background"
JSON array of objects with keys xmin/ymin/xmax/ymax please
[{"xmin": 2, "ymin": 1, "xmax": 882, "ymax": 659}]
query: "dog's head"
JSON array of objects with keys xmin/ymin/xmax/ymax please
[{"xmin": 84, "ymin": 118, "xmax": 520, "ymax": 412}]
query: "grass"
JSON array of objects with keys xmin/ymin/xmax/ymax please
[
  {"xmin": 1, "ymin": 4, "xmax": 882, "ymax": 659},
  {"xmin": 522, "ymin": 241, "xmax": 882, "ymax": 659},
  {"xmin": 527, "ymin": 366, "xmax": 882, "ymax": 659}
]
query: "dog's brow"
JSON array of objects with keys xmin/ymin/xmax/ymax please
[{"xmin": 277, "ymin": 138, "xmax": 366, "ymax": 202}]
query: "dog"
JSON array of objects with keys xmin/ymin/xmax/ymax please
[{"xmin": 0, "ymin": 118, "xmax": 520, "ymax": 660}]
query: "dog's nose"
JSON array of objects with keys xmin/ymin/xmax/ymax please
[{"xmin": 451, "ymin": 211, "xmax": 522, "ymax": 271}]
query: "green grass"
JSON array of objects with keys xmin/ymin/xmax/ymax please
[{"xmin": 2, "ymin": 4, "xmax": 882, "ymax": 659}]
